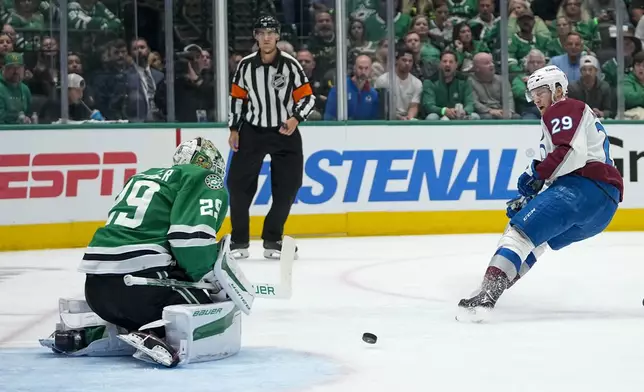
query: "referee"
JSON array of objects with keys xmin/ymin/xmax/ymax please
[{"xmin": 227, "ymin": 15, "xmax": 316, "ymax": 259}]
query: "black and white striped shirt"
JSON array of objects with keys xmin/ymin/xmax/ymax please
[{"xmin": 229, "ymin": 50, "xmax": 316, "ymax": 129}]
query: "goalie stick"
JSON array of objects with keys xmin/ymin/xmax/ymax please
[{"xmin": 123, "ymin": 236, "xmax": 295, "ymax": 299}]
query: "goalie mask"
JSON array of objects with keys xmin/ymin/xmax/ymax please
[{"xmin": 173, "ymin": 137, "xmax": 226, "ymax": 179}]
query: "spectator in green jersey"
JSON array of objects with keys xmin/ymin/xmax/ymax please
[{"xmin": 0, "ymin": 52, "xmax": 31, "ymax": 124}]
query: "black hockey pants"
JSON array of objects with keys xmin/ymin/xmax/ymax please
[
  {"xmin": 84, "ymin": 266, "xmax": 211, "ymax": 338},
  {"xmin": 226, "ymin": 123, "xmax": 304, "ymax": 244}
]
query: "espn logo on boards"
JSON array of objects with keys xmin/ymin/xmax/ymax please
[{"xmin": 0, "ymin": 152, "xmax": 137, "ymax": 199}]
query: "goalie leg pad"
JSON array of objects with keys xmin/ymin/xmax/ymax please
[
  {"xmin": 149, "ymin": 302, "xmax": 241, "ymax": 365},
  {"xmin": 489, "ymin": 226, "xmax": 536, "ymax": 281},
  {"xmin": 211, "ymin": 234, "xmax": 255, "ymax": 314},
  {"xmin": 39, "ymin": 298, "xmax": 134, "ymax": 357}
]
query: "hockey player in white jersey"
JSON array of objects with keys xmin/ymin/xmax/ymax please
[{"xmin": 457, "ymin": 65, "xmax": 623, "ymax": 320}]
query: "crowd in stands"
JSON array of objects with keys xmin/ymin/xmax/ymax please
[
  {"xmin": 0, "ymin": 0, "xmax": 216, "ymax": 125},
  {"xmin": 2, "ymin": 0, "xmax": 644, "ymax": 124},
  {"xmin": 270, "ymin": 0, "xmax": 644, "ymax": 120}
]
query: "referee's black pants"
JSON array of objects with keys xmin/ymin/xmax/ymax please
[{"xmin": 227, "ymin": 122, "xmax": 303, "ymax": 244}]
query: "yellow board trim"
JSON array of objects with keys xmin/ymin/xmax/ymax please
[{"xmin": 1, "ymin": 209, "xmax": 644, "ymax": 251}]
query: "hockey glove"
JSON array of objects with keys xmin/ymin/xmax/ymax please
[
  {"xmin": 517, "ymin": 160, "xmax": 545, "ymax": 197},
  {"xmin": 506, "ymin": 194, "xmax": 533, "ymax": 219}
]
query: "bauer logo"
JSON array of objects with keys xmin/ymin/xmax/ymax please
[
  {"xmin": 227, "ymin": 149, "xmax": 518, "ymax": 205},
  {"xmin": 0, "ymin": 152, "xmax": 138, "ymax": 199},
  {"xmin": 193, "ymin": 308, "xmax": 223, "ymax": 317}
]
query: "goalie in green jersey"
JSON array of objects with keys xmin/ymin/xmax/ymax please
[{"xmin": 40, "ymin": 137, "xmax": 256, "ymax": 368}]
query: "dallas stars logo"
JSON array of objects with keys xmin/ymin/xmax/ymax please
[{"xmin": 204, "ymin": 174, "xmax": 223, "ymax": 190}]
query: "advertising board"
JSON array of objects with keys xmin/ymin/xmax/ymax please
[{"xmin": 1, "ymin": 123, "xmax": 642, "ymax": 250}]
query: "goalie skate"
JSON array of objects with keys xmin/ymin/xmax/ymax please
[{"xmin": 117, "ymin": 331, "xmax": 180, "ymax": 368}]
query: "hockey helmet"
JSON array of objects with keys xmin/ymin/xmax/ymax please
[
  {"xmin": 173, "ymin": 137, "xmax": 226, "ymax": 179},
  {"xmin": 253, "ymin": 15, "xmax": 281, "ymax": 35},
  {"xmin": 525, "ymin": 65, "xmax": 568, "ymax": 102}
]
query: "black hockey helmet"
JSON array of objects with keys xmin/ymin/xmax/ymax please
[{"xmin": 253, "ymin": 15, "xmax": 281, "ymax": 35}]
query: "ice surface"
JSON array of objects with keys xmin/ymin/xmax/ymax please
[{"xmin": 2, "ymin": 233, "xmax": 644, "ymax": 392}]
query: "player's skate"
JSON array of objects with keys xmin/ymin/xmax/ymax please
[
  {"xmin": 456, "ymin": 268, "xmax": 509, "ymax": 323},
  {"xmin": 263, "ymin": 239, "xmax": 298, "ymax": 260},
  {"xmin": 117, "ymin": 331, "xmax": 180, "ymax": 368},
  {"xmin": 456, "ymin": 290, "xmax": 497, "ymax": 323},
  {"xmin": 230, "ymin": 241, "xmax": 249, "ymax": 259}
]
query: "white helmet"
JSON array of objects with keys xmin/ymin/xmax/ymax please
[
  {"xmin": 525, "ymin": 65, "xmax": 568, "ymax": 102},
  {"xmin": 173, "ymin": 137, "xmax": 226, "ymax": 179}
]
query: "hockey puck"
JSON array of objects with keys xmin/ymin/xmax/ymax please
[{"xmin": 362, "ymin": 332, "xmax": 377, "ymax": 344}]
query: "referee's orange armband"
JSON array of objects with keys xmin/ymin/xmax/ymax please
[
  {"xmin": 231, "ymin": 83, "xmax": 248, "ymax": 100},
  {"xmin": 292, "ymin": 83, "xmax": 313, "ymax": 102}
]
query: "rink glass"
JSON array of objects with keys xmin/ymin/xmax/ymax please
[{"xmin": 10, "ymin": 0, "xmax": 625, "ymax": 123}]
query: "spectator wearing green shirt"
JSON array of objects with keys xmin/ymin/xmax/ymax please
[
  {"xmin": 0, "ymin": 31, "xmax": 13, "ymax": 68},
  {"xmin": 445, "ymin": 0, "xmax": 479, "ymax": 23},
  {"xmin": 422, "ymin": 51, "xmax": 479, "ymax": 120},
  {"xmin": 508, "ymin": 10, "xmax": 549, "ymax": 72},
  {"xmin": 543, "ymin": 16, "xmax": 591, "ymax": 58},
  {"xmin": 601, "ymin": 26, "xmax": 642, "ymax": 86},
  {"xmin": 410, "ymin": 15, "xmax": 442, "ymax": 62},
  {"xmin": 507, "ymin": 0, "xmax": 551, "ymax": 39},
  {"xmin": 347, "ymin": 0, "xmax": 411, "ymax": 42},
  {"xmin": 555, "ymin": 0, "xmax": 599, "ymax": 48},
  {"xmin": 404, "ymin": 31, "xmax": 440, "ymax": 81},
  {"xmin": 482, "ymin": 0, "xmax": 550, "ymax": 50},
  {"xmin": 427, "ymin": 4, "xmax": 453, "ymax": 50},
  {"xmin": 68, "ymin": 0, "xmax": 122, "ymax": 33},
  {"xmin": 623, "ymin": 52, "xmax": 644, "ymax": 116},
  {"xmin": 1, "ymin": 0, "xmax": 45, "ymax": 51},
  {"xmin": 0, "ymin": 52, "xmax": 32, "ymax": 124},
  {"xmin": 448, "ymin": 22, "xmax": 490, "ymax": 72},
  {"xmin": 468, "ymin": 0, "xmax": 500, "ymax": 42}
]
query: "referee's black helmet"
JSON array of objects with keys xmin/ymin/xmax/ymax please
[{"xmin": 253, "ymin": 15, "xmax": 281, "ymax": 35}]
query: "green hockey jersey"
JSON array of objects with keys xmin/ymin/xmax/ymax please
[
  {"xmin": 68, "ymin": 1, "xmax": 122, "ymax": 32},
  {"xmin": 79, "ymin": 164, "xmax": 229, "ymax": 282},
  {"xmin": 348, "ymin": 0, "xmax": 411, "ymax": 42}
]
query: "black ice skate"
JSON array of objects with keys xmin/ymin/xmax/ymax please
[
  {"xmin": 458, "ymin": 290, "xmax": 498, "ymax": 310},
  {"xmin": 456, "ymin": 267, "xmax": 510, "ymax": 322},
  {"xmin": 263, "ymin": 240, "xmax": 298, "ymax": 260},
  {"xmin": 230, "ymin": 241, "xmax": 250, "ymax": 259},
  {"xmin": 117, "ymin": 331, "xmax": 180, "ymax": 368}
]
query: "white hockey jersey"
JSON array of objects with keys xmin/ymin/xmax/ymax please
[{"xmin": 536, "ymin": 98, "xmax": 623, "ymax": 200}]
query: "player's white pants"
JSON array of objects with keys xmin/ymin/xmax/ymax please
[{"xmin": 489, "ymin": 226, "xmax": 549, "ymax": 281}]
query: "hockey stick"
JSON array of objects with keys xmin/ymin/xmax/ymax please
[{"xmin": 123, "ymin": 236, "xmax": 295, "ymax": 299}]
